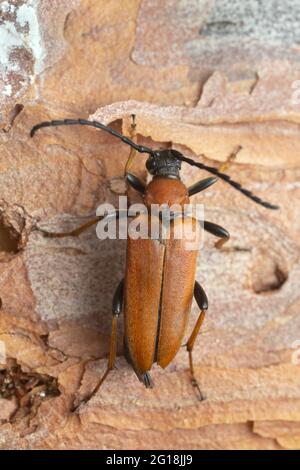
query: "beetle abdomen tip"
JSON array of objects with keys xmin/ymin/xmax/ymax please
[{"xmin": 142, "ymin": 372, "xmax": 154, "ymax": 389}]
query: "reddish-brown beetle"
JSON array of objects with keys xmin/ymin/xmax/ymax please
[{"xmin": 31, "ymin": 116, "xmax": 278, "ymax": 404}]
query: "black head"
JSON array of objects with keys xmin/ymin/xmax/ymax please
[{"xmin": 146, "ymin": 149, "xmax": 182, "ymax": 179}]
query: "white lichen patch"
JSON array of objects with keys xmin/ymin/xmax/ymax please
[
  {"xmin": 0, "ymin": 0, "xmax": 45, "ymax": 103},
  {"xmin": 3, "ymin": 84, "xmax": 12, "ymax": 96},
  {"xmin": 0, "ymin": 14, "xmax": 24, "ymax": 67},
  {"xmin": 1, "ymin": 1, "xmax": 15, "ymax": 14}
]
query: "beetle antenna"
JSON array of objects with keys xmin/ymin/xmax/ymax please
[
  {"xmin": 30, "ymin": 118, "xmax": 154, "ymax": 155},
  {"xmin": 178, "ymin": 154, "xmax": 279, "ymax": 210}
]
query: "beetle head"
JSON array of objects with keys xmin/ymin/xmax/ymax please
[{"xmin": 146, "ymin": 149, "xmax": 182, "ymax": 179}]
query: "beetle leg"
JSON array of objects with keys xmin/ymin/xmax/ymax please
[
  {"xmin": 218, "ymin": 145, "xmax": 242, "ymax": 173},
  {"xmin": 35, "ymin": 216, "xmax": 102, "ymax": 238},
  {"xmin": 188, "ymin": 177, "xmax": 218, "ymax": 197},
  {"xmin": 73, "ymin": 279, "xmax": 125, "ymax": 410},
  {"xmin": 204, "ymin": 220, "xmax": 230, "ymax": 249},
  {"xmin": 126, "ymin": 173, "xmax": 146, "ymax": 194},
  {"xmin": 91, "ymin": 278, "xmax": 124, "ymax": 391},
  {"xmin": 124, "ymin": 114, "xmax": 137, "ymax": 175},
  {"xmin": 124, "ymin": 116, "xmax": 146, "ymax": 195},
  {"xmin": 186, "ymin": 281, "xmax": 208, "ymax": 401},
  {"xmin": 35, "ymin": 210, "xmax": 128, "ymax": 238}
]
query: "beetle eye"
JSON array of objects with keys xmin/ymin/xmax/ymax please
[{"xmin": 146, "ymin": 156, "xmax": 156, "ymax": 174}]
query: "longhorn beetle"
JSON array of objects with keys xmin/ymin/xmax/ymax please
[{"xmin": 30, "ymin": 116, "xmax": 278, "ymax": 405}]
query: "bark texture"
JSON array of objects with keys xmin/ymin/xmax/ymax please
[{"xmin": 0, "ymin": 0, "xmax": 300, "ymax": 450}]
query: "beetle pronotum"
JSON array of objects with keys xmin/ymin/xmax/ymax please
[{"xmin": 31, "ymin": 116, "xmax": 278, "ymax": 406}]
